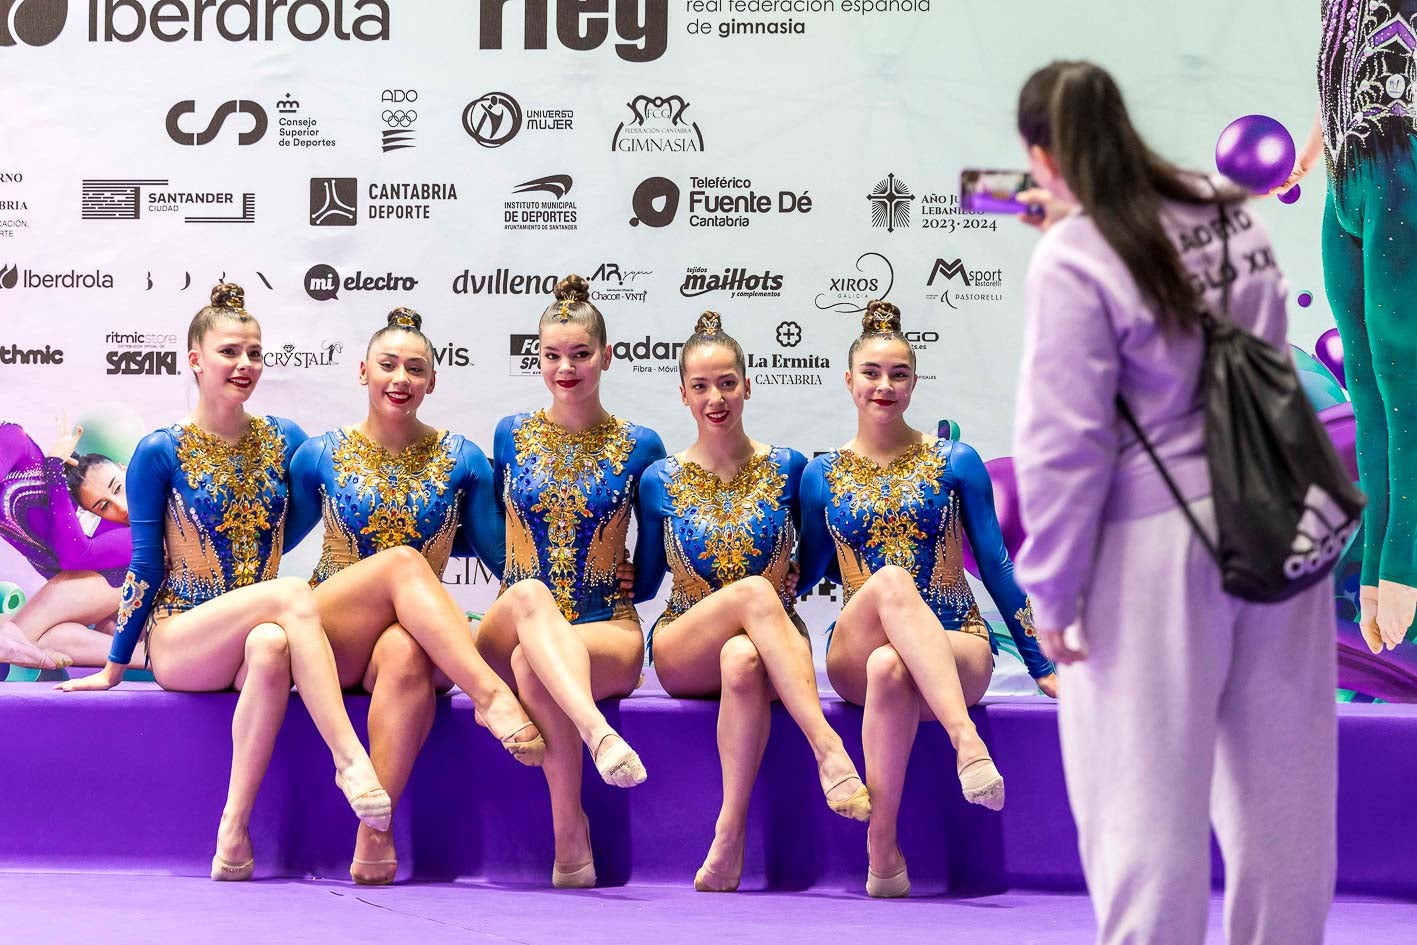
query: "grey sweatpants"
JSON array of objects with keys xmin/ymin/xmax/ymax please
[{"xmin": 1058, "ymin": 500, "xmax": 1336, "ymax": 945}]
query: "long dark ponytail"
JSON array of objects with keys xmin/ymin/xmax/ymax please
[{"xmin": 1017, "ymin": 61, "xmax": 1243, "ymax": 334}]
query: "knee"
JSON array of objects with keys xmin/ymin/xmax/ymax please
[
  {"xmin": 384, "ymin": 545, "xmax": 432, "ymax": 581},
  {"xmin": 728, "ymin": 574, "xmax": 781, "ymax": 620},
  {"xmin": 504, "ymin": 579, "xmax": 555, "ymax": 616},
  {"xmin": 271, "ymin": 576, "xmax": 319, "ymax": 623},
  {"xmin": 719, "ymin": 635, "xmax": 766, "ymax": 692},
  {"xmin": 244, "ymin": 622, "xmax": 291, "ymax": 670},
  {"xmin": 865, "ymin": 565, "xmax": 916, "ymax": 609},
  {"xmin": 370, "ymin": 625, "xmax": 433, "ymax": 689},
  {"xmin": 865, "ymin": 644, "xmax": 912, "ymax": 693}
]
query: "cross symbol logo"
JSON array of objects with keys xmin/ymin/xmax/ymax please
[{"xmin": 868, "ymin": 173, "xmax": 914, "ymax": 233}]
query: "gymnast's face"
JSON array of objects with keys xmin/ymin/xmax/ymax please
[
  {"xmin": 77, "ymin": 461, "xmax": 129, "ymax": 526},
  {"xmin": 680, "ymin": 344, "xmax": 749, "ymax": 436},
  {"xmin": 362, "ymin": 331, "xmax": 435, "ymax": 421},
  {"xmin": 190, "ymin": 321, "xmax": 263, "ymax": 405},
  {"xmin": 539, "ymin": 322, "xmax": 610, "ymax": 407},
  {"xmin": 846, "ymin": 337, "xmax": 917, "ymax": 424}
]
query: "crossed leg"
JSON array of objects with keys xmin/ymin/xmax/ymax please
[
  {"xmin": 827, "ymin": 566, "xmax": 995, "ymax": 883},
  {"xmin": 145, "ymin": 576, "xmax": 386, "ymax": 873},
  {"xmin": 476, "ymin": 579, "xmax": 643, "ymax": 882}
]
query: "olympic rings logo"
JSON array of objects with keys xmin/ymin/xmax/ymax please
[{"xmin": 382, "ymin": 110, "xmax": 418, "ymax": 127}]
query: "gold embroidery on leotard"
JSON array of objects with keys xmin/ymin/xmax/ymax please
[
  {"xmin": 512, "ymin": 411, "xmax": 634, "ymax": 623},
  {"xmin": 666, "ymin": 453, "xmax": 785, "ymax": 584},
  {"xmin": 825, "ymin": 442, "xmax": 945, "ymax": 576},
  {"xmin": 174, "ymin": 418, "xmax": 287, "ymax": 585},
  {"xmin": 331, "ymin": 429, "xmax": 456, "ymax": 553}
]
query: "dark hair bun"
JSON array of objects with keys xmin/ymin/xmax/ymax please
[
  {"xmin": 386, "ymin": 306, "xmax": 424, "ymax": 331},
  {"xmin": 694, "ymin": 311, "xmax": 723, "ymax": 336},
  {"xmin": 861, "ymin": 299, "xmax": 902, "ymax": 335},
  {"xmin": 211, "ymin": 282, "xmax": 245, "ymax": 308},
  {"xmin": 554, "ymin": 273, "xmax": 590, "ymax": 303}
]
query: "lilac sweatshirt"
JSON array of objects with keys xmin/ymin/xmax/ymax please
[{"xmin": 1011, "ymin": 196, "xmax": 1289, "ymax": 629}]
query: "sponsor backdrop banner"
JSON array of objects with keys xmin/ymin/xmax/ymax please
[{"xmin": 0, "ymin": 1, "xmax": 1326, "ymax": 679}]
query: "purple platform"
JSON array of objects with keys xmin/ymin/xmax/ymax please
[{"xmin": 1, "ymin": 672, "xmax": 1415, "ymax": 900}]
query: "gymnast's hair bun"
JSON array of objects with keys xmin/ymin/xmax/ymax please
[
  {"xmin": 386, "ymin": 307, "xmax": 424, "ymax": 331},
  {"xmin": 211, "ymin": 282, "xmax": 245, "ymax": 309},
  {"xmin": 861, "ymin": 299, "xmax": 902, "ymax": 335},
  {"xmin": 554, "ymin": 273, "xmax": 590, "ymax": 303},
  {"xmin": 694, "ymin": 311, "xmax": 724, "ymax": 336}
]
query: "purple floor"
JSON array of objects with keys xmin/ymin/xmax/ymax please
[{"xmin": 1, "ymin": 873, "xmax": 1413, "ymax": 945}]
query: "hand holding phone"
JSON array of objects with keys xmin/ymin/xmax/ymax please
[{"xmin": 961, "ymin": 168, "xmax": 1041, "ymax": 215}]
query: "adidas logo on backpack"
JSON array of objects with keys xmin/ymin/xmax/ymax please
[{"xmin": 1283, "ymin": 484, "xmax": 1359, "ymax": 580}]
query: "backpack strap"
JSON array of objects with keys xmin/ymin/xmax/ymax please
[
  {"xmin": 1113, "ymin": 395, "xmax": 1221, "ymax": 565},
  {"xmin": 1111, "ymin": 191, "xmax": 1236, "ymax": 566}
]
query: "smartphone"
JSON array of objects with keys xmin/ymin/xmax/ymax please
[{"xmin": 960, "ymin": 168, "xmax": 1037, "ymax": 214}]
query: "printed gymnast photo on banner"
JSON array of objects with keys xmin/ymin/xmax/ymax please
[{"xmin": 2, "ymin": 0, "xmax": 1414, "ymax": 943}]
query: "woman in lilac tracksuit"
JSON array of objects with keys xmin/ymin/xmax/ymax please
[{"xmin": 1011, "ymin": 62, "xmax": 1335, "ymax": 945}]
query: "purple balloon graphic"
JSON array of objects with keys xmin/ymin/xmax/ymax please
[
  {"xmin": 1315, "ymin": 327, "xmax": 1345, "ymax": 389},
  {"xmin": 962, "ymin": 457, "xmax": 1025, "ymax": 580},
  {"xmin": 1297, "ymin": 291, "xmax": 1314, "ymax": 308},
  {"xmin": 1215, "ymin": 115, "xmax": 1296, "ymax": 194},
  {"xmin": 1277, "ymin": 184, "xmax": 1302, "ymax": 204}
]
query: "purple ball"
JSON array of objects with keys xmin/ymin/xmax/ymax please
[
  {"xmin": 1315, "ymin": 327, "xmax": 1346, "ymax": 389},
  {"xmin": 1278, "ymin": 184, "xmax": 1302, "ymax": 204},
  {"xmin": 1216, "ymin": 115, "xmax": 1297, "ymax": 194},
  {"xmin": 1298, "ymin": 291, "xmax": 1314, "ymax": 307}
]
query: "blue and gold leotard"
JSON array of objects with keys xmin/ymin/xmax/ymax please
[
  {"xmin": 799, "ymin": 437, "xmax": 1054, "ymax": 679},
  {"xmin": 637, "ymin": 447, "xmax": 807, "ymax": 647},
  {"xmin": 284, "ymin": 428, "xmax": 506, "ymax": 585},
  {"xmin": 494, "ymin": 410, "xmax": 665, "ymax": 625},
  {"xmin": 108, "ymin": 416, "xmax": 306, "ymax": 665}
]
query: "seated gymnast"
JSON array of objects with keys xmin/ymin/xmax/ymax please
[
  {"xmin": 637, "ymin": 311, "xmax": 872, "ymax": 893},
  {"xmin": 58, "ymin": 283, "xmax": 391, "ymax": 883},
  {"xmin": 799, "ymin": 301, "xmax": 1057, "ymax": 897}
]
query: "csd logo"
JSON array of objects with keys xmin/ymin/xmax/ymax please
[
  {"xmin": 166, "ymin": 100, "xmax": 269, "ymax": 146},
  {"xmin": 0, "ymin": 0, "xmax": 68, "ymax": 47}
]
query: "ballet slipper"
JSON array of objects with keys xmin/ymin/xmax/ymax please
[
  {"xmin": 825, "ymin": 773, "xmax": 872, "ymax": 822},
  {"xmin": 592, "ymin": 732, "xmax": 647, "ymax": 788},
  {"xmin": 335, "ymin": 768, "xmax": 392, "ymax": 832},
  {"xmin": 551, "ymin": 860, "xmax": 596, "ymax": 889},
  {"xmin": 552, "ymin": 819, "xmax": 596, "ymax": 889},
  {"xmin": 958, "ymin": 755, "xmax": 1005, "ymax": 811},
  {"xmin": 694, "ymin": 863, "xmax": 741, "ymax": 893},
  {"xmin": 1377, "ymin": 580, "xmax": 1417, "ymax": 650},
  {"xmin": 350, "ymin": 857, "xmax": 398, "ymax": 886},
  {"xmin": 475, "ymin": 712, "xmax": 546, "ymax": 767},
  {"xmin": 866, "ymin": 862, "xmax": 910, "ymax": 899},
  {"xmin": 210, "ymin": 855, "xmax": 254, "ymax": 882},
  {"xmin": 694, "ymin": 834, "xmax": 744, "ymax": 892},
  {"xmin": 1359, "ymin": 586, "xmax": 1382, "ymax": 655},
  {"xmin": 0, "ymin": 626, "xmax": 67, "ymax": 670}
]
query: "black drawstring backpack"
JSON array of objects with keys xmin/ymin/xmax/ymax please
[{"xmin": 1115, "ymin": 200, "xmax": 1365, "ymax": 603}]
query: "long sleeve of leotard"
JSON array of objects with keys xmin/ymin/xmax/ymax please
[
  {"xmin": 282, "ymin": 434, "xmax": 328, "ymax": 554},
  {"xmin": 40, "ymin": 455, "xmax": 132, "ymax": 576},
  {"xmin": 629, "ymin": 428, "xmax": 669, "ymax": 605},
  {"xmin": 952, "ymin": 441, "xmax": 1055, "ymax": 679},
  {"xmin": 796, "ymin": 455, "xmax": 841, "ymax": 593},
  {"xmin": 108, "ymin": 430, "xmax": 177, "ymax": 665},
  {"xmin": 633, "ymin": 458, "xmax": 671, "ymax": 603},
  {"xmin": 455, "ymin": 439, "xmax": 506, "ymax": 582},
  {"xmin": 491, "ymin": 415, "xmax": 515, "ymax": 521}
]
